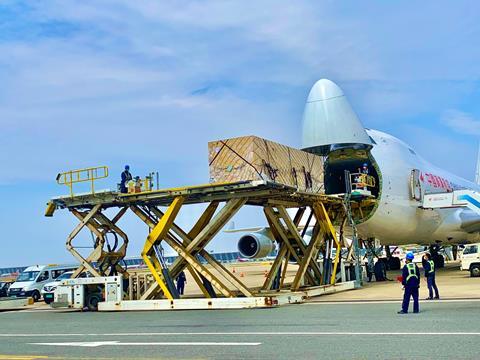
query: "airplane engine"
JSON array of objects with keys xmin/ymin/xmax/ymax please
[{"xmin": 237, "ymin": 231, "xmax": 275, "ymax": 259}]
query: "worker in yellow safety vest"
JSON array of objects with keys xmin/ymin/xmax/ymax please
[
  {"xmin": 423, "ymin": 253, "xmax": 440, "ymax": 300},
  {"xmin": 398, "ymin": 252, "xmax": 420, "ymax": 314}
]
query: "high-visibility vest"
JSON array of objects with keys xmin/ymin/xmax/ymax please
[
  {"xmin": 406, "ymin": 263, "xmax": 418, "ymax": 282},
  {"xmin": 428, "ymin": 260, "xmax": 435, "ymax": 274}
]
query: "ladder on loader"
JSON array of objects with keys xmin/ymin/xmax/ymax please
[
  {"xmin": 153, "ymin": 245, "xmax": 179, "ymax": 298},
  {"xmin": 343, "ymin": 170, "xmax": 363, "ymax": 286}
]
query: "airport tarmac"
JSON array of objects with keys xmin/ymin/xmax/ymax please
[
  {"xmin": 1, "ymin": 262, "xmax": 479, "ymax": 359},
  {"xmin": 1, "ymin": 299, "xmax": 480, "ymax": 359},
  {"xmin": 316, "ymin": 262, "xmax": 480, "ymax": 302}
]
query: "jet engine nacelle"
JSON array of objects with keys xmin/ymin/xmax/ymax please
[{"xmin": 237, "ymin": 230, "xmax": 275, "ymax": 259}]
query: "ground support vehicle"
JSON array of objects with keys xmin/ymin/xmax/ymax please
[
  {"xmin": 53, "ymin": 276, "xmax": 123, "ymax": 311},
  {"xmin": 461, "ymin": 243, "xmax": 480, "ymax": 277}
]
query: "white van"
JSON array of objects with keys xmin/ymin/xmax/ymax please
[
  {"xmin": 8, "ymin": 264, "xmax": 77, "ymax": 302},
  {"xmin": 41, "ymin": 271, "xmax": 91, "ymax": 304},
  {"xmin": 460, "ymin": 243, "xmax": 480, "ymax": 277}
]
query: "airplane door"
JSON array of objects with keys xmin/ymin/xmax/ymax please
[{"xmin": 410, "ymin": 169, "xmax": 422, "ymax": 201}]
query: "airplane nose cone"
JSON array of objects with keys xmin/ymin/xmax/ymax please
[
  {"xmin": 302, "ymin": 79, "xmax": 372, "ymax": 155},
  {"xmin": 306, "ymin": 79, "xmax": 344, "ymax": 102}
]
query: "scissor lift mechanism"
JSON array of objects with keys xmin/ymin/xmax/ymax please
[{"xmin": 48, "ymin": 180, "xmax": 355, "ymax": 306}]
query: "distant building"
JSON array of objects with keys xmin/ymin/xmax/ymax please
[{"xmin": 0, "ymin": 251, "xmax": 243, "ymax": 276}]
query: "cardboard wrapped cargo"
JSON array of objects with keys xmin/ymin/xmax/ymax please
[{"xmin": 208, "ymin": 136, "xmax": 324, "ymax": 193}]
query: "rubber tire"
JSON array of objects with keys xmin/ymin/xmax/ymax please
[
  {"xmin": 86, "ymin": 293, "xmax": 102, "ymax": 311},
  {"xmin": 470, "ymin": 265, "xmax": 480, "ymax": 278},
  {"xmin": 388, "ymin": 257, "xmax": 401, "ymax": 270},
  {"xmin": 374, "ymin": 260, "xmax": 387, "ymax": 281},
  {"xmin": 31, "ymin": 290, "xmax": 40, "ymax": 302},
  {"xmin": 433, "ymin": 255, "xmax": 445, "ymax": 269}
]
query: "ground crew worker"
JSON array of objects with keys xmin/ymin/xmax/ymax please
[
  {"xmin": 176, "ymin": 271, "xmax": 186, "ymax": 295},
  {"xmin": 361, "ymin": 163, "xmax": 369, "ymax": 190},
  {"xmin": 120, "ymin": 165, "xmax": 132, "ymax": 193},
  {"xmin": 398, "ymin": 252, "xmax": 420, "ymax": 314},
  {"xmin": 361, "ymin": 163, "xmax": 369, "ymax": 175},
  {"xmin": 423, "ymin": 253, "xmax": 440, "ymax": 300},
  {"xmin": 366, "ymin": 245, "xmax": 375, "ymax": 282}
]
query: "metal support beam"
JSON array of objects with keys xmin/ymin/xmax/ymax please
[
  {"xmin": 276, "ymin": 206, "xmax": 323, "ymax": 282},
  {"xmin": 263, "ymin": 207, "xmax": 317, "ymax": 286},
  {"xmin": 131, "ymin": 204, "xmax": 239, "ymax": 299},
  {"xmin": 151, "ymin": 204, "xmax": 253, "ymax": 297},
  {"xmin": 169, "ymin": 198, "xmax": 247, "ymax": 276},
  {"xmin": 141, "ymin": 197, "xmax": 184, "ymax": 300},
  {"xmin": 291, "ymin": 220, "xmax": 324, "ymax": 290},
  {"xmin": 313, "ymin": 202, "xmax": 341, "ymax": 285},
  {"xmin": 69, "ymin": 207, "xmax": 129, "ymax": 278},
  {"xmin": 262, "ymin": 244, "xmax": 288, "ymax": 290},
  {"xmin": 66, "ymin": 204, "xmax": 103, "ymax": 277}
]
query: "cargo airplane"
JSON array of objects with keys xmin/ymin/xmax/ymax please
[{"xmin": 236, "ymin": 79, "xmax": 480, "ymax": 268}]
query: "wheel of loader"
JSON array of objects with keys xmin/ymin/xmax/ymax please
[{"xmin": 86, "ymin": 292, "xmax": 102, "ymax": 311}]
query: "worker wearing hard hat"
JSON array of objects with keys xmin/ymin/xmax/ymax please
[
  {"xmin": 423, "ymin": 253, "xmax": 440, "ymax": 300},
  {"xmin": 120, "ymin": 165, "xmax": 132, "ymax": 193},
  {"xmin": 361, "ymin": 163, "xmax": 369, "ymax": 175},
  {"xmin": 398, "ymin": 252, "xmax": 420, "ymax": 314}
]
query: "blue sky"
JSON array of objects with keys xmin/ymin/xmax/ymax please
[{"xmin": 1, "ymin": 1, "xmax": 480, "ymax": 267}]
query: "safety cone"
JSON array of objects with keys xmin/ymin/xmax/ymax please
[
  {"xmin": 232, "ymin": 267, "xmax": 236, "ymax": 273},
  {"xmin": 264, "ymin": 270, "xmax": 269, "ymax": 278},
  {"xmin": 240, "ymin": 272, "xmax": 245, "ymax": 278}
]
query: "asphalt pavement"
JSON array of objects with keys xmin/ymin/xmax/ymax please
[{"xmin": 1, "ymin": 299, "xmax": 480, "ymax": 359}]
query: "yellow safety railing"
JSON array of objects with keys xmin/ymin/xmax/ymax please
[
  {"xmin": 351, "ymin": 173, "xmax": 376, "ymax": 189},
  {"xmin": 56, "ymin": 166, "xmax": 109, "ymax": 197},
  {"xmin": 124, "ymin": 172, "xmax": 159, "ymax": 194}
]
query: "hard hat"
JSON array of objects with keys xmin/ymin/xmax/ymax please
[
  {"xmin": 125, "ymin": 165, "xmax": 130, "ymax": 170},
  {"xmin": 363, "ymin": 163, "xmax": 368, "ymax": 167},
  {"xmin": 406, "ymin": 252, "xmax": 414, "ymax": 260}
]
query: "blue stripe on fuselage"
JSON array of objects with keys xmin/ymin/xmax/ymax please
[{"xmin": 458, "ymin": 194, "xmax": 480, "ymax": 210}]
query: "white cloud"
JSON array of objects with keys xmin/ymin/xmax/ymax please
[
  {"xmin": 1, "ymin": 0, "xmax": 480, "ymax": 186},
  {"xmin": 442, "ymin": 110, "xmax": 480, "ymax": 135}
]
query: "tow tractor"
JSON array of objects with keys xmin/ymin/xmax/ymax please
[{"xmin": 52, "ymin": 276, "xmax": 123, "ymax": 311}]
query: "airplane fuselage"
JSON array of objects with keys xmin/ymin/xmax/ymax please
[{"xmin": 358, "ymin": 129, "xmax": 480, "ymax": 246}]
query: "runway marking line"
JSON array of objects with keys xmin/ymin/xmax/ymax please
[
  {"xmin": 305, "ymin": 298, "xmax": 480, "ymax": 305},
  {"xmin": 1, "ymin": 332, "xmax": 480, "ymax": 337},
  {"xmin": 0, "ymin": 356, "xmax": 49, "ymax": 359},
  {"xmin": 30, "ymin": 341, "xmax": 261, "ymax": 347}
]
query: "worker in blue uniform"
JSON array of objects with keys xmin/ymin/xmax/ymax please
[
  {"xmin": 423, "ymin": 253, "xmax": 440, "ymax": 300},
  {"xmin": 120, "ymin": 165, "xmax": 132, "ymax": 193},
  {"xmin": 398, "ymin": 252, "xmax": 420, "ymax": 314},
  {"xmin": 176, "ymin": 271, "xmax": 187, "ymax": 295}
]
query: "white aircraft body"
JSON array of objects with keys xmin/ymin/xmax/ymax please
[
  {"xmin": 357, "ymin": 128, "xmax": 480, "ymax": 245},
  {"xmin": 236, "ymin": 79, "xmax": 480, "ymax": 261}
]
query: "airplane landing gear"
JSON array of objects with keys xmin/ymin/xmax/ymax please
[
  {"xmin": 385, "ymin": 245, "xmax": 401, "ymax": 270},
  {"xmin": 452, "ymin": 245, "xmax": 458, "ymax": 261},
  {"xmin": 429, "ymin": 244, "xmax": 445, "ymax": 269}
]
